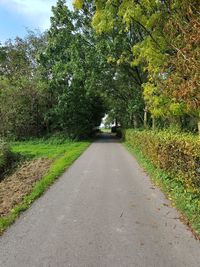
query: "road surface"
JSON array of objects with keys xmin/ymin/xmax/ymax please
[{"xmin": 1, "ymin": 133, "xmax": 200, "ymax": 267}]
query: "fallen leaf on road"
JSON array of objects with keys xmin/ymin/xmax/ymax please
[{"xmin": 163, "ymin": 203, "xmax": 169, "ymax": 207}]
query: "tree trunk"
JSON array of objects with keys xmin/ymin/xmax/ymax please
[
  {"xmin": 133, "ymin": 114, "xmax": 138, "ymax": 128},
  {"xmin": 152, "ymin": 116, "xmax": 156, "ymax": 130},
  {"xmin": 144, "ymin": 107, "xmax": 148, "ymax": 128},
  {"xmin": 198, "ymin": 120, "xmax": 200, "ymax": 135}
]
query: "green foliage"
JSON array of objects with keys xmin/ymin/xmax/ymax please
[
  {"xmin": 73, "ymin": 0, "xmax": 84, "ymax": 9},
  {"xmin": 0, "ymin": 140, "xmax": 15, "ymax": 178},
  {"xmin": 0, "ymin": 2, "xmax": 105, "ymax": 140},
  {"xmin": 39, "ymin": 0, "xmax": 105, "ymax": 138},
  {"xmin": 1, "ymin": 0, "xmax": 199, "ymax": 140},
  {"xmin": 0, "ymin": 78, "xmax": 48, "ymax": 139},
  {"xmin": 124, "ymin": 129, "xmax": 200, "ymax": 191},
  {"xmin": 0, "ymin": 32, "xmax": 49, "ymax": 139},
  {"xmin": 77, "ymin": 0, "xmax": 200, "ymax": 130}
]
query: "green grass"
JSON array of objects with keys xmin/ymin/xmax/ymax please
[
  {"xmin": 11, "ymin": 138, "xmax": 79, "ymax": 158},
  {"xmin": 124, "ymin": 141, "xmax": 200, "ymax": 238},
  {"xmin": 100, "ymin": 128, "xmax": 111, "ymax": 133},
  {"xmin": 0, "ymin": 138, "xmax": 90, "ymax": 234}
]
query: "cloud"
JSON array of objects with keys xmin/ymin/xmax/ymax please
[{"xmin": 0, "ymin": 0, "xmax": 72, "ymax": 30}]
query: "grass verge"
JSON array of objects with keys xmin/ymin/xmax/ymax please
[
  {"xmin": 0, "ymin": 139, "xmax": 90, "ymax": 234},
  {"xmin": 124, "ymin": 141, "xmax": 200, "ymax": 239},
  {"xmin": 101, "ymin": 128, "xmax": 111, "ymax": 133}
]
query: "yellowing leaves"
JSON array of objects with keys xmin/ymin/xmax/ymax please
[
  {"xmin": 73, "ymin": 0, "xmax": 84, "ymax": 9},
  {"xmin": 92, "ymin": 10, "xmax": 115, "ymax": 34},
  {"xmin": 107, "ymin": 56, "xmax": 116, "ymax": 64},
  {"xmin": 169, "ymin": 102, "xmax": 186, "ymax": 116},
  {"xmin": 125, "ymin": 129, "xmax": 200, "ymax": 192},
  {"xmin": 75, "ymin": 0, "xmax": 200, "ymax": 129}
]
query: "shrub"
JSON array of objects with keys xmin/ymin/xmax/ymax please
[
  {"xmin": 124, "ymin": 129, "xmax": 200, "ymax": 191},
  {"xmin": 0, "ymin": 140, "xmax": 14, "ymax": 178},
  {"xmin": 116, "ymin": 127, "xmax": 122, "ymax": 138}
]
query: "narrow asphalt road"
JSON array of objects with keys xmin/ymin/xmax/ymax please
[{"xmin": 1, "ymin": 134, "xmax": 200, "ymax": 267}]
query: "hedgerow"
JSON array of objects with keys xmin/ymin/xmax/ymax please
[{"xmin": 124, "ymin": 129, "xmax": 200, "ymax": 192}]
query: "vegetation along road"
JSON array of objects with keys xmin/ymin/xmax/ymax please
[{"xmin": 0, "ymin": 134, "xmax": 200, "ymax": 267}]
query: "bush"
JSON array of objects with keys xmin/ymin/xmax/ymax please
[
  {"xmin": 111, "ymin": 126, "xmax": 117, "ymax": 133},
  {"xmin": 0, "ymin": 140, "xmax": 15, "ymax": 178},
  {"xmin": 116, "ymin": 127, "xmax": 122, "ymax": 138},
  {"xmin": 124, "ymin": 129, "xmax": 200, "ymax": 191},
  {"xmin": 111, "ymin": 126, "xmax": 122, "ymax": 137}
]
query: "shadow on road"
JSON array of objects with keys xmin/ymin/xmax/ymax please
[{"xmin": 95, "ymin": 132, "xmax": 120, "ymax": 143}]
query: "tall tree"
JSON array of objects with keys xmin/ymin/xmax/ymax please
[
  {"xmin": 75, "ymin": 0, "xmax": 200, "ymax": 132},
  {"xmin": 39, "ymin": 0, "xmax": 105, "ymax": 138}
]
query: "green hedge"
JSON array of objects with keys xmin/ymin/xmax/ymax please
[{"xmin": 124, "ymin": 129, "xmax": 200, "ymax": 191}]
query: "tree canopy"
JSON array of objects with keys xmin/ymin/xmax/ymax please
[
  {"xmin": 0, "ymin": 0, "xmax": 199, "ymax": 140},
  {"xmin": 74, "ymin": 0, "xmax": 200, "ymax": 131}
]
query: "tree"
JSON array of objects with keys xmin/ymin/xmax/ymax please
[
  {"xmin": 75, "ymin": 0, "xmax": 200, "ymax": 132},
  {"xmin": 0, "ymin": 31, "xmax": 48, "ymax": 139},
  {"xmin": 39, "ymin": 0, "xmax": 105, "ymax": 138},
  {"xmin": 74, "ymin": 0, "xmax": 149, "ymax": 128}
]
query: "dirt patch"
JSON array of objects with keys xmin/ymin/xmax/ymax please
[{"xmin": 0, "ymin": 158, "xmax": 52, "ymax": 216}]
